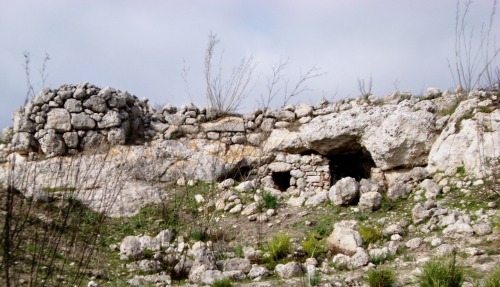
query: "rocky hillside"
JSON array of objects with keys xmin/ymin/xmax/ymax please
[{"xmin": 0, "ymin": 84, "xmax": 498, "ymax": 287}]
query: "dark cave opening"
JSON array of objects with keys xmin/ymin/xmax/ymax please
[
  {"xmin": 327, "ymin": 143, "xmax": 376, "ymax": 185},
  {"xmin": 221, "ymin": 165, "xmax": 252, "ymax": 182},
  {"xmin": 272, "ymin": 171, "xmax": 291, "ymax": 191}
]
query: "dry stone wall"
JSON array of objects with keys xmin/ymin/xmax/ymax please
[{"xmin": 11, "ymin": 83, "xmax": 150, "ymax": 157}]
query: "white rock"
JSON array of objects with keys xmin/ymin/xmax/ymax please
[
  {"xmin": 275, "ymin": 262, "xmax": 303, "ymax": 278},
  {"xmin": 329, "ymin": 177, "xmax": 360, "ymax": 206},
  {"xmin": 326, "ymin": 220, "xmax": 362, "ymax": 255}
]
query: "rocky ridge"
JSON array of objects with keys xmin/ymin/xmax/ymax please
[{"xmin": 0, "ymin": 84, "xmax": 499, "ymax": 286}]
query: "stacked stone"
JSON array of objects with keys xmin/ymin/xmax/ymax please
[
  {"xmin": 11, "ymin": 83, "xmax": 149, "ymax": 157},
  {"xmin": 260, "ymin": 152, "xmax": 330, "ymax": 193}
]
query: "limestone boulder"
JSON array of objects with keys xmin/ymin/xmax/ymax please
[
  {"xmin": 120, "ymin": 236, "xmax": 142, "ymax": 259},
  {"xmin": 358, "ymin": 191, "xmax": 382, "ymax": 211},
  {"xmin": 222, "ymin": 258, "xmax": 252, "ymax": 274},
  {"xmin": 45, "ymin": 108, "xmax": 71, "ymax": 132},
  {"xmin": 275, "ymin": 262, "xmax": 303, "ymax": 278},
  {"xmin": 201, "ymin": 116, "xmax": 245, "ymax": 132},
  {"xmin": 83, "ymin": 96, "xmax": 108, "ymax": 113},
  {"xmin": 326, "ymin": 220, "xmax": 362, "ymax": 255},
  {"xmin": 329, "ymin": 177, "xmax": 360, "ymax": 205},
  {"xmin": 11, "ymin": 132, "xmax": 37, "ymax": 154},
  {"xmin": 39, "ymin": 133, "xmax": 66, "ymax": 157},
  {"xmin": 71, "ymin": 113, "xmax": 96, "ymax": 130}
]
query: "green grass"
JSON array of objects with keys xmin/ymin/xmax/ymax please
[
  {"xmin": 212, "ymin": 278, "xmax": 233, "ymax": 287},
  {"xmin": 456, "ymin": 166, "xmax": 466, "ymax": 177},
  {"xmin": 367, "ymin": 268, "xmax": 396, "ymax": 287},
  {"xmin": 234, "ymin": 244, "xmax": 244, "ymax": 258},
  {"xmin": 419, "ymin": 253, "xmax": 463, "ymax": 287},
  {"xmin": 370, "ymin": 253, "xmax": 396, "ymax": 265},
  {"xmin": 302, "ymin": 232, "xmax": 326, "ymax": 257},
  {"xmin": 359, "ymin": 225, "xmax": 383, "ymax": 245},
  {"xmin": 267, "ymin": 233, "xmax": 291, "ymax": 261},
  {"xmin": 260, "ymin": 190, "xmax": 278, "ymax": 209},
  {"xmin": 484, "ymin": 266, "xmax": 500, "ymax": 287},
  {"xmin": 42, "ymin": 186, "xmax": 77, "ymax": 193}
]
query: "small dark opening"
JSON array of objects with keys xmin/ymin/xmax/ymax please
[
  {"xmin": 272, "ymin": 171, "xmax": 291, "ymax": 191},
  {"xmin": 221, "ymin": 165, "xmax": 252, "ymax": 182},
  {"xmin": 328, "ymin": 143, "xmax": 376, "ymax": 185}
]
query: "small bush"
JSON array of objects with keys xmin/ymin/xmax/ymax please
[
  {"xmin": 191, "ymin": 228, "xmax": 208, "ymax": 241},
  {"xmin": 359, "ymin": 225, "xmax": 383, "ymax": 245},
  {"xmin": 308, "ymin": 273, "xmax": 321, "ymax": 286},
  {"xmin": 267, "ymin": 233, "xmax": 291, "ymax": 261},
  {"xmin": 212, "ymin": 278, "xmax": 233, "ymax": 287},
  {"xmin": 370, "ymin": 253, "xmax": 395, "ymax": 265},
  {"xmin": 367, "ymin": 268, "xmax": 396, "ymax": 287},
  {"xmin": 143, "ymin": 249, "xmax": 153, "ymax": 259},
  {"xmin": 484, "ymin": 266, "xmax": 500, "ymax": 287},
  {"xmin": 261, "ymin": 191, "xmax": 278, "ymax": 209},
  {"xmin": 302, "ymin": 232, "xmax": 325, "ymax": 257},
  {"xmin": 419, "ymin": 253, "xmax": 463, "ymax": 287},
  {"xmin": 234, "ymin": 244, "xmax": 244, "ymax": 258}
]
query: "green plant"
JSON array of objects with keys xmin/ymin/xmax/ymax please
[
  {"xmin": 367, "ymin": 268, "xmax": 396, "ymax": 287},
  {"xmin": 267, "ymin": 233, "xmax": 291, "ymax": 261},
  {"xmin": 191, "ymin": 228, "xmax": 208, "ymax": 241},
  {"xmin": 302, "ymin": 232, "xmax": 326, "ymax": 257},
  {"xmin": 234, "ymin": 244, "xmax": 244, "ymax": 258},
  {"xmin": 212, "ymin": 278, "xmax": 233, "ymax": 287},
  {"xmin": 370, "ymin": 253, "xmax": 396, "ymax": 265},
  {"xmin": 261, "ymin": 190, "xmax": 278, "ymax": 209},
  {"xmin": 143, "ymin": 249, "xmax": 153, "ymax": 259},
  {"xmin": 308, "ymin": 273, "xmax": 321, "ymax": 286},
  {"xmin": 484, "ymin": 265, "xmax": 500, "ymax": 287},
  {"xmin": 456, "ymin": 166, "xmax": 466, "ymax": 177},
  {"xmin": 419, "ymin": 253, "xmax": 463, "ymax": 287},
  {"xmin": 356, "ymin": 212, "xmax": 369, "ymax": 222},
  {"xmin": 359, "ymin": 225, "xmax": 383, "ymax": 245}
]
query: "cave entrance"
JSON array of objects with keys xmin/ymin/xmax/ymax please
[
  {"xmin": 221, "ymin": 165, "xmax": 252, "ymax": 182},
  {"xmin": 327, "ymin": 142, "xmax": 376, "ymax": 185},
  {"xmin": 272, "ymin": 171, "xmax": 291, "ymax": 191}
]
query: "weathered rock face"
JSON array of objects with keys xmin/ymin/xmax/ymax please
[
  {"xmin": 276, "ymin": 103, "xmax": 438, "ymax": 170},
  {"xmin": 428, "ymin": 100, "xmax": 500, "ymax": 178},
  {"xmin": 0, "ymin": 139, "xmax": 261, "ymax": 217}
]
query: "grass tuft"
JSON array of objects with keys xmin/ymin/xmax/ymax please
[
  {"xmin": 367, "ymin": 268, "xmax": 396, "ymax": 287},
  {"xmin": 484, "ymin": 265, "xmax": 500, "ymax": 287},
  {"xmin": 212, "ymin": 278, "xmax": 233, "ymax": 287},
  {"xmin": 267, "ymin": 233, "xmax": 291, "ymax": 261},
  {"xmin": 419, "ymin": 253, "xmax": 463, "ymax": 287}
]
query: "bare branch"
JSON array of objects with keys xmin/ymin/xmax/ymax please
[
  {"xmin": 204, "ymin": 32, "xmax": 256, "ymax": 116},
  {"xmin": 283, "ymin": 66, "xmax": 325, "ymax": 106},
  {"xmin": 357, "ymin": 76, "xmax": 373, "ymax": 98}
]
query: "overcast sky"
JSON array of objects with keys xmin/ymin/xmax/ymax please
[{"xmin": 1, "ymin": 0, "xmax": 498, "ymax": 129}]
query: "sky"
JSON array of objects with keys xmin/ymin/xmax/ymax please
[{"xmin": 1, "ymin": 0, "xmax": 498, "ymax": 129}]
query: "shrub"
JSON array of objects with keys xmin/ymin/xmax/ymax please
[
  {"xmin": 302, "ymin": 232, "xmax": 325, "ymax": 257},
  {"xmin": 370, "ymin": 253, "xmax": 395, "ymax": 265},
  {"xmin": 359, "ymin": 225, "xmax": 383, "ymax": 245},
  {"xmin": 261, "ymin": 191, "xmax": 278, "ymax": 209},
  {"xmin": 212, "ymin": 278, "xmax": 233, "ymax": 287},
  {"xmin": 191, "ymin": 228, "xmax": 208, "ymax": 241},
  {"xmin": 234, "ymin": 244, "xmax": 244, "ymax": 258},
  {"xmin": 308, "ymin": 273, "xmax": 321, "ymax": 286},
  {"xmin": 267, "ymin": 233, "xmax": 291, "ymax": 261},
  {"xmin": 367, "ymin": 268, "xmax": 396, "ymax": 287},
  {"xmin": 484, "ymin": 266, "xmax": 500, "ymax": 287},
  {"xmin": 419, "ymin": 253, "xmax": 463, "ymax": 287}
]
